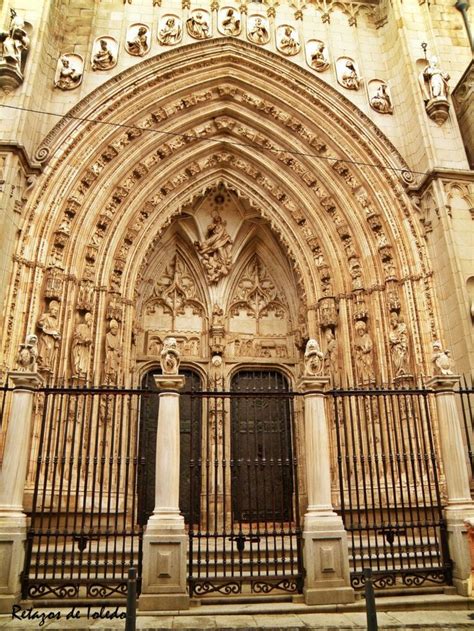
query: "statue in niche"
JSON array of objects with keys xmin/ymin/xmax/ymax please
[
  {"xmin": 278, "ymin": 26, "xmax": 300, "ymax": 56},
  {"xmin": 370, "ymin": 82, "xmax": 393, "ymax": 114},
  {"xmin": 195, "ymin": 210, "xmax": 233, "ymax": 283},
  {"xmin": 158, "ymin": 16, "xmax": 182, "ymax": 45},
  {"xmin": 17, "ymin": 334, "xmax": 38, "ymax": 372},
  {"xmin": 54, "ymin": 55, "xmax": 82, "ymax": 90},
  {"xmin": 126, "ymin": 26, "xmax": 150, "ymax": 57},
  {"xmin": 186, "ymin": 12, "xmax": 211, "ymax": 39},
  {"xmin": 324, "ymin": 329, "xmax": 337, "ymax": 374},
  {"xmin": 310, "ymin": 41, "xmax": 329, "ymax": 72},
  {"xmin": 340, "ymin": 59, "xmax": 360, "ymax": 90},
  {"xmin": 220, "ymin": 9, "xmax": 241, "ymax": 36},
  {"xmin": 304, "ymin": 339, "xmax": 325, "ymax": 377},
  {"xmin": 354, "ymin": 320, "xmax": 375, "ymax": 384},
  {"xmin": 71, "ymin": 312, "xmax": 93, "ymax": 378},
  {"xmin": 92, "ymin": 38, "xmax": 116, "ymax": 71},
  {"xmin": 421, "ymin": 57, "xmax": 450, "ymax": 101},
  {"xmin": 247, "ymin": 17, "xmax": 269, "ymax": 45},
  {"xmin": 0, "ymin": 9, "xmax": 29, "ymax": 73},
  {"xmin": 160, "ymin": 337, "xmax": 180, "ymax": 375},
  {"xmin": 432, "ymin": 340, "xmax": 455, "ymax": 376},
  {"xmin": 104, "ymin": 319, "xmax": 121, "ymax": 383},
  {"xmin": 388, "ymin": 311, "xmax": 410, "ymax": 377},
  {"xmin": 37, "ymin": 300, "xmax": 61, "ymax": 372}
]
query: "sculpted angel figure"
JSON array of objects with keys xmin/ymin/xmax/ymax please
[
  {"xmin": 279, "ymin": 26, "xmax": 300, "ymax": 56},
  {"xmin": 221, "ymin": 9, "xmax": 240, "ymax": 36},
  {"xmin": 0, "ymin": 9, "xmax": 29, "ymax": 71},
  {"xmin": 421, "ymin": 57, "xmax": 450, "ymax": 101},
  {"xmin": 354, "ymin": 320, "xmax": 375, "ymax": 384},
  {"xmin": 37, "ymin": 300, "xmax": 61, "ymax": 371},
  {"xmin": 17, "ymin": 334, "xmax": 38, "ymax": 372},
  {"xmin": 71, "ymin": 312, "xmax": 93, "ymax": 378},
  {"xmin": 186, "ymin": 12, "xmax": 211, "ymax": 39},
  {"xmin": 160, "ymin": 337, "xmax": 180, "ymax": 375},
  {"xmin": 248, "ymin": 18, "xmax": 269, "ymax": 45},
  {"xmin": 195, "ymin": 210, "xmax": 233, "ymax": 283},
  {"xmin": 432, "ymin": 340, "xmax": 454, "ymax": 375},
  {"xmin": 55, "ymin": 56, "xmax": 81, "ymax": 90},
  {"xmin": 159, "ymin": 17, "xmax": 182, "ymax": 45},
  {"xmin": 341, "ymin": 60, "xmax": 360, "ymax": 90},
  {"xmin": 370, "ymin": 83, "xmax": 393, "ymax": 114},
  {"xmin": 310, "ymin": 42, "xmax": 329, "ymax": 72},
  {"xmin": 304, "ymin": 339, "xmax": 325, "ymax": 377},
  {"xmin": 126, "ymin": 26, "xmax": 149, "ymax": 57},
  {"xmin": 92, "ymin": 39, "xmax": 115, "ymax": 71}
]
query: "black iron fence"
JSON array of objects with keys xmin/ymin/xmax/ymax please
[
  {"xmin": 331, "ymin": 384, "xmax": 451, "ymax": 589},
  {"xmin": 457, "ymin": 375, "xmax": 474, "ymax": 480}
]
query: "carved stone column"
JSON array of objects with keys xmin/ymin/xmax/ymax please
[
  {"xmin": 298, "ymin": 376, "xmax": 354, "ymax": 605},
  {"xmin": 138, "ymin": 373, "xmax": 189, "ymax": 611},
  {"xmin": 427, "ymin": 374, "xmax": 474, "ymax": 596},
  {"xmin": 0, "ymin": 370, "xmax": 43, "ymax": 613}
]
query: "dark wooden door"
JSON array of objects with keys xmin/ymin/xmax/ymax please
[
  {"xmin": 137, "ymin": 369, "xmax": 201, "ymax": 525},
  {"xmin": 230, "ymin": 370, "xmax": 293, "ymax": 522}
]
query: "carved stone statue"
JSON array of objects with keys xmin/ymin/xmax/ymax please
[
  {"xmin": 304, "ymin": 339, "xmax": 325, "ymax": 377},
  {"xmin": 55, "ymin": 55, "xmax": 82, "ymax": 90},
  {"xmin": 0, "ymin": 9, "xmax": 29, "ymax": 72},
  {"xmin": 247, "ymin": 17, "xmax": 269, "ymax": 45},
  {"xmin": 340, "ymin": 59, "xmax": 360, "ymax": 90},
  {"xmin": 421, "ymin": 57, "xmax": 450, "ymax": 101},
  {"xmin": 195, "ymin": 210, "xmax": 233, "ymax": 283},
  {"xmin": 158, "ymin": 17, "xmax": 182, "ymax": 45},
  {"xmin": 310, "ymin": 42, "xmax": 329, "ymax": 72},
  {"xmin": 37, "ymin": 300, "xmax": 61, "ymax": 372},
  {"xmin": 278, "ymin": 26, "xmax": 300, "ymax": 56},
  {"xmin": 370, "ymin": 82, "xmax": 393, "ymax": 114},
  {"xmin": 432, "ymin": 340, "xmax": 455, "ymax": 375},
  {"xmin": 388, "ymin": 311, "xmax": 410, "ymax": 377},
  {"xmin": 220, "ymin": 9, "xmax": 241, "ymax": 36},
  {"xmin": 126, "ymin": 26, "xmax": 149, "ymax": 57},
  {"xmin": 104, "ymin": 319, "xmax": 121, "ymax": 383},
  {"xmin": 186, "ymin": 12, "xmax": 211, "ymax": 39},
  {"xmin": 92, "ymin": 38, "xmax": 116, "ymax": 71},
  {"xmin": 160, "ymin": 337, "xmax": 180, "ymax": 375},
  {"xmin": 17, "ymin": 334, "xmax": 38, "ymax": 372},
  {"xmin": 323, "ymin": 329, "xmax": 337, "ymax": 374},
  {"xmin": 71, "ymin": 312, "xmax": 93, "ymax": 378},
  {"xmin": 354, "ymin": 320, "xmax": 375, "ymax": 384}
]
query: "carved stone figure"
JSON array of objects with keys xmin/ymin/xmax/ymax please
[
  {"xmin": 422, "ymin": 57, "xmax": 450, "ymax": 101},
  {"xmin": 219, "ymin": 8, "xmax": 241, "ymax": 36},
  {"xmin": 0, "ymin": 9, "xmax": 29, "ymax": 73},
  {"xmin": 432, "ymin": 340, "xmax": 455, "ymax": 375},
  {"xmin": 126, "ymin": 25, "xmax": 150, "ymax": 57},
  {"xmin": 104, "ymin": 319, "xmax": 121, "ymax": 383},
  {"xmin": 339, "ymin": 59, "xmax": 360, "ymax": 90},
  {"xmin": 324, "ymin": 329, "xmax": 337, "ymax": 374},
  {"xmin": 54, "ymin": 55, "xmax": 82, "ymax": 90},
  {"xmin": 278, "ymin": 26, "xmax": 300, "ymax": 56},
  {"xmin": 388, "ymin": 311, "xmax": 410, "ymax": 377},
  {"xmin": 160, "ymin": 337, "xmax": 180, "ymax": 375},
  {"xmin": 354, "ymin": 320, "xmax": 375, "ymax": 384},
  {"xmin": 195, "ymin": 210, "xmax": 233, "ymax": 283},
  {"xmin": 91, "ymin": 38, "xmax": 116, "ymax": 71},
  {"xmin": 186, "ymin": 12, "xmax": 211, "ymax": 40},
  {"xmin": 309, "ymin": 41, "xmax": 329, "ymax": 72},
  {"xmin": 37, "ymin": 300, "xmax": 61, "ymax": 372},
  {"xmin": 304, "ymin": 339, "xmax": 324, "ymax": 377},
  {"xmin": 17, "ymin": 334, "xmax": 38, "ymax": 372},
  {"xmin": 71, "ymin": 312, "xmax": 93, "ymax": 378},
  {"xmin": 247, "ymin": 17, "xmax": 270, "ymax": 45},
  {"xmin": 158, "ymin": 16, "xmax": 182, "ymax": 45},
  {"xmin": 370, "ymin": 82, "xmax": 393, "ymax": 114}
]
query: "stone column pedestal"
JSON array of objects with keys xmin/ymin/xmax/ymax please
[
  {"xmin": 139, "ymin": 374, "xmax": 189, "ymax": 611},
  {"xmin": 427, "ymin": 375, "xmax": 474, "ymax": 596},
  {"xmin": 298, "ymin": 376, "xmax": 354, "ymax": 605},
  {"xmin": 0, "ymin": 371, "xmax": 42, "ymax": 613}
]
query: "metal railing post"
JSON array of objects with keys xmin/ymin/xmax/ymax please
[
  {"xmin": 125, "ymin": 566, "xmax": 137, "ymax": 631},
  {"xmin": 363, "ymin": 568, "xmax": 378, "ymax": 631}
]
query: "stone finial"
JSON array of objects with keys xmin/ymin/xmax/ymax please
[
  {"xmin": 160, "ymin": 337, "xmax": 180, "ymax": 375},
  {"xmin": 17, "ymin": 334, "xmax": 38, "ymax": 372},
  {"xmin": 304, "ymin": 339, "xmax": 325, "ymax": 376},
  {"xmin": 432, "ymin": 340, "xmax": 455, "ymax": 375}
]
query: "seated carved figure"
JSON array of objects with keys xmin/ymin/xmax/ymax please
[{"xmin": 92, "ymin": 39, "xmax": 115, "ymax": 71}]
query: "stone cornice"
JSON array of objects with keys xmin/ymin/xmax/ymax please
[
  {"xmin": 408, "ymin": 167, "xmax": 474, "ymax": 195},
  {"xmin": 0, "ymin": 142, "xmax": 43, "ymax": 174}
]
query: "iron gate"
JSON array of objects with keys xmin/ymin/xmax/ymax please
[
  {"xmin": 186, "ymin": 370, "xmax": 304, "ymax": 596},
  {"xmin": 22, "ymin": 386, "xmax": 145, "ymax": 599},
  {"xmin": 331, "ymin": 384, "xmax": 452, "ymax": 589}
]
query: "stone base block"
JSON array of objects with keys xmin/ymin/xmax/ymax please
[
  {"xmin": 0, "ymin": 518, "xmax": 27, "ymax": 612},
  {"xmin": 304, "ymin": 586, "xmax": 355, "ymax": 605},
  {"xmin": 138, "ymin": 593, "xmax": 189, "ymax": 611},
  {"xmin": 446, "ymin": 506, "xmax": 474, "ymax": 597}
]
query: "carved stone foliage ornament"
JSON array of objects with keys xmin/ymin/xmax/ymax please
[
  {"xmin": 277, "ymin": 25, "xmax": 301, "ymax": 56},
  {"xmin": 195, "ymin": 210, "xmax": 233, "ymax": 283},
  {"xmin": 336, "ymin": 57, "xmax": 360, "ymax": 90},
  {"xmin": 419, "ymin": 56, "xmax": 450, "ymax": 125},
  {"xmin": 247, "ymin": 16, "xmax": 270, "ymax": 45},
  {"xmin": 432, "ymin": 340, "xmax": 455, "ymax": 375},
  {"xmin": 218, "ymin": 8, "xmax": 241, "ymax": 36},
  {"xmin": 160, "ymin": 336, "xmax": 180, "ymax": 374},
  {"xmin": 91, "ymin": 37, "xmax": 118, "ymax": 71},
  {"xmin": 54, "ymin": 54, "xmax": 83, "ymax": 90},
  {"xmin": 0, "ymin": 9, "xmax": 30, "ymax": 91},
  {"xmin": 37, "ymin": 300, "xmax": 61, "ymax": 373},
  {"xmin": 306, "ymin": 40, "xmax": 329, "ymax": 72},
  {"xmin": 17, "ymin": 334, "xmax": 38, "ymax": 372},
  {"xmin": 125, "ymin": 23, "xmax": 151, "ymax": 57},
  {"xmin": 368, "ymin": 79, "xmax": 393, "ymax": 114},
  {"xmin": 304, "ymin": 339, "xmax": 324, "ymax": 377},
  {"xmin": 158, "ymin": 15, "xmax": 182, "ymax": 45},
  {"xmin": 186, "ymin": 11, "xmax": 211, "ymax": 40},
  {"xmin": 71, "ymin": 312, "xmax": 92, "ymax": 379},
  {"xmin": 388, "ymin": 311, "xmax": 410, "ymax": 377},
  {"xmin": 354, "ymin": 319, "xmax": 375, "ymax": 384}
]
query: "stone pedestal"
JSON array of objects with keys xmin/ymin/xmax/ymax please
[
  {"xmin": 138, "ymin": 374, "xmax": 190, "ymax": 611},
  {"xmin": 298, "ymin": 376, "xmax": 354, "ymax": 605},
  {"xmin": 0, "ymin": 371, "xmax": 42, "ymax": 613},
  {"xmin": 427, "ymin": 375, "xmax": 474, "ymax": 596}
]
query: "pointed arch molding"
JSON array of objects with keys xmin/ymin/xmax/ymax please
[{"xmin": 6, "ymin": 39, "xmax": 439, "ymax": 374}]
